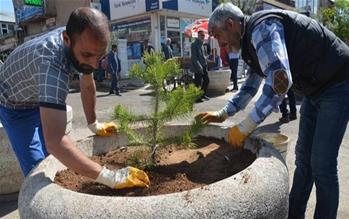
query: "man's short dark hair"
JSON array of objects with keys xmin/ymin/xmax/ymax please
[
  {"xmin": 66, "ymin": 7, "xmax": 110, "ymax": 43},
  {"xmin": 112, "ymin": 44, "xmax": 117, "ymax": 49}
]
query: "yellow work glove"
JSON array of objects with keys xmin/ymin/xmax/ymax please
[
  {"xmin": 227, "ymin": 115, "xmax": 257, "ymax": 149},
  {"xmin": 88, "ymin": 120, "xmax": 117, "ymax": 137},
  {"xmin": 195, "ymin": 109, "xmax": 228, "ymax": 124},
  {"xmin": 95, "ymin": 166, "xmax": 150, "ymax": 189}
]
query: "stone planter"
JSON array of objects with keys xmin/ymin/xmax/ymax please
[
  {"xmin": 0, "ymin": 105, "xmax": 73, "ymax": 195},
  {"xmin": 207, "ymin": 69, "xmax": 231, "ymax": 95},
  {"xmin": 18, "ymin": 125, "xmax": 289, "ymax": 219}
]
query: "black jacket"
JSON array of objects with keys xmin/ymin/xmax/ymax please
[
  {"xmin": 241, "ymin": 10, "xmax": 349, "ymax": 96},
  {"xmin": 191, "ymin": 39, "xmax": 207, "ymax": 74}
]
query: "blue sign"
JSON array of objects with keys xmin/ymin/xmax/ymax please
[
  {"xmin": 128, "ymin": 42, "xmax": 142, "ymax": 59},
  {"xmin": 162, "ymin": 0, "xmax": 178, "ymax": 10},
  {"xmin": 15, "ymin": 5, "xmax": 44, "ymax": 23},
  {"xmin": 146, "ymin": 0, "xmax": 159, "ymax": 11}
]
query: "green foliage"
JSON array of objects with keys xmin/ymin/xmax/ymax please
[
  {"xmin": 320, "ymin": 0, "xmax": 349, "ymax": 41},
  {"xmin": 158, "ymin": 84, "xmax": 202, "ymax": 122},
  {"xmin": 125, "ymin": 149, "xmax": 153, "ymax": 169},
  {"xmin": 180, "ymin": 118, "xmax": 207, "ymax": 147},
  {"xmin": 113, "ymin": 52, "xmax": 204, "ymax": 166},
  {"xmin": 218, "ymin": 0, "xmax": 257, "ymax": 15}
]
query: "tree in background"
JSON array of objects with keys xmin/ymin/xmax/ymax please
[
  {"xmin": 320, "ymin": 0, "xmax": 349, "ymax": 43},
  {"xmin": 219, "ymin": 0, "xmax": 257, "ymax": 15}
]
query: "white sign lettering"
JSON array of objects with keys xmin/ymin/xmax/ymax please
[
  {"xmin": 109, "ymin": 0, "xmax": 146, "ymax": 20},
  {"xmin": 178, "ymin": 0, "xmax": 212, "ymax": 17}
]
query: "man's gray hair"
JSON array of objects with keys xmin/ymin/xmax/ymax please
[{"xmin": 208, "ymin": 3, "xmax": 244, "ymax": 32}]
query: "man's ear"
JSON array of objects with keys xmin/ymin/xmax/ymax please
[
  {"xmin": 225, "ymin": 18, "xmax": 234, "ymax": 30},
  {"xmin": 62, "ymin": 31, "xmax": 71, "ymax": 47}
]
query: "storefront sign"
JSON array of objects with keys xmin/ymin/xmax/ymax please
[
  {"xmin": 178, "ymin": 0, "xmax": 212, "ymax": 17},
  {"xmin": 167, "ymin": 18, "xmax": 180, "ymax": 29},
  {"xmin": 112, "ymin": 18, "xmax": 151, "ymax": 31},
  {"xmin": 14, "ymin": 4, "xmax": 44, "ymax": 23},
  {"xmin": 109, "ymin": 0, "xmax": 146, "ymax": 20},
  {"xmin": 146, "ymin": 0, "xmax": 159, "ymax": 11}
]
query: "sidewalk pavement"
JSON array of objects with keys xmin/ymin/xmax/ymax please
[{"xmin": 1, "ymin": 78, "xmax": 348, "ymax": 218}]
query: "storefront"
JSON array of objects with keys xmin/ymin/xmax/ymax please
[{"xmin": 101, "ymin": 0, "xmax": 217, "ymax": 77}]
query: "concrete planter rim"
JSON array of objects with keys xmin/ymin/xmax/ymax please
[{"xmin": 18, "ymin": 124, "xmax": 289, "ymax": 219}]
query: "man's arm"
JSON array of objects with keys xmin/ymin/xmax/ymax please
[
  {"xmin": 40, "ymin": 107, "xmax": 102, "ymax": 179},
  {"xmin": 223, "ymin": 70, "xmax": 263, "ymax": 116},
  {"xmin": 80, "ymin": 73, "xmax": 97, "ymax": 124},
  {"xmin": 248, "ymin": 18, "xmax": 293, "ymax": 124}
]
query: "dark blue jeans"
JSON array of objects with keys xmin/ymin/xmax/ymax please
[
  {"xmin": 0, "ymin": 106, "xmax": 48, "ymax": 176},
  {"xmin": 109, "ymin": 73, "xmax": 120, "ymax": 94},
  {"xmin": 289, "ymin": 81, "xmax": 349, "ymax": 219}
]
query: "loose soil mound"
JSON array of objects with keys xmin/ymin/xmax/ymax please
[{"xmin": 55, "ymin": 137, "xmax": 255, "ymax": 196}]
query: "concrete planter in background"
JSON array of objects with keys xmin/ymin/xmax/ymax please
[
  {"xmin": 0, "ymin": 105, "xmax": 73, "ymax": 195},
  {"xmin": 207, "ymin": 69, "xmax": 231, "ymax": 95}
]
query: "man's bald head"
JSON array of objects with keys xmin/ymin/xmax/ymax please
[{"xmin": 66, "ymin": 7, "xmax": 110, "ymax": 44}]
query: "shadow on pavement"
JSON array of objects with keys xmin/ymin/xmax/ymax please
[{"xmin": 0, "ymin": 193, "xmax": 18, "ymax": 218}]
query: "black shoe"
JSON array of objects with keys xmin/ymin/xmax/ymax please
[
  {"xmin": 232, "ymin": 86, "xmax": 239, "ymax": 91},
  {"xmin": 115, "ymin": 93, "xmax": 122, "ymax": 96},
  {"xmin": 279, "ymin": 116, "xmax": 290, "ymax": 123},
  {"xmin": 196, "ymin": 98, "xmax": 204, "ymax": 103},
  {"xmin": 289, "ymin": 113, "xmax": 297, "ymax": 120},
  {"xmin": 202, "ymin": 95, "xmax": 210, "ymax": 100},
  {"xmin": 109, "ymin": 91, "xmax": 114, "ymax": 95}
]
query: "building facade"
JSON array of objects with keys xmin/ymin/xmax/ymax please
[
  {"xmin": 12, "ymin": 0, "xmax": 101, "ymax": 42},
  {"xmin": 100, "ymin": 0, "xmax": 217, "ymax": 77}
]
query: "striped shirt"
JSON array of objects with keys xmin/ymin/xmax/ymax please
[
  {"xmin": 0, "ymin": 27, "xmax": 73, "ymax": 110},
  {"xmin": 223, "ymin": 18, "xmax": 293, "ymax": 124}
]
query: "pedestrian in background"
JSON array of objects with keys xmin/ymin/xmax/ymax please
[
  {"xmin": 279, "ymin": 87, "xmax": 297, "ymax": 123},
  {"xmin": 142, "ymin": 39, "xmax": 155, "ymax": 56},
  {"xmin": 220, "ymin": 46, "xmax": 230, "ymax": 68},
  {"xmin": 108, "ymin": 44, "xmax": 121, "ymax": 96},
  {"xmin": 228, "ymin": 51, "xmax": 239, "ymax": 91},
  {"xmin": 208, "ymin": 48, "xmax": 222, "ymax": 70},
  {"xmin": 163, "ymin": 38, "xmax": 173, "ymax": 60},
  {"xmin": 191, "ymin": 30, "xmax": 210, "ymax": 102}
]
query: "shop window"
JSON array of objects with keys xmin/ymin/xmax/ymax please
[
  {"xmin": 167, "ymin": 30, "xmax": 181, "ymax": 57},
  {"xmin": 8, "ymin": 24, "xmax": 14, "ymax": 32},
  {"xmin": 1, "ymin": 24, "xmax": 8, "ymax": 35}
]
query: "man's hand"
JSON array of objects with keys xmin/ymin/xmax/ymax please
[
  {"xmin": 226, "ymin": 116, "xmax": 257, "ymax": 149},
  {"xmin": 96, "ymin": 166, "xmax": 150, "ymax": 189},
  {"xmin": 195, "ymin": 109, "xmax": 228, "ymax": 124},
  {"xmin": 227, "ymin": 125, "xmax": 248, "ymax": 149},
  {"xmin": 88, "ymin": 120, "xmax": 117, "ymax": 137}
]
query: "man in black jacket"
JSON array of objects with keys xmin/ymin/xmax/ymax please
[
  {"xmin": 107, "ymin": 44, "xmax": 121, "ymax": 96},
  {"xmin": 191, "ymin": 30, "xmax": 210, "ymax": 102},
  {"xmin": 197, "ymin": 3, "xmax": 349, "ymax": 218}
]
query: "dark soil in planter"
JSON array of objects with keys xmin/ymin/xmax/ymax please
[{"xmin": 54, "ymin": 136, "xmax": 256, "ymax": 197}]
